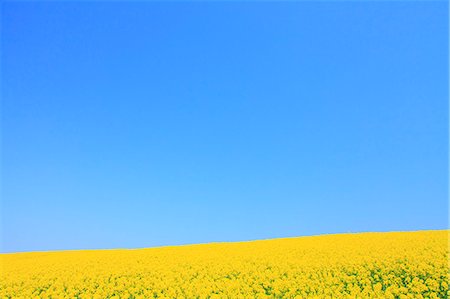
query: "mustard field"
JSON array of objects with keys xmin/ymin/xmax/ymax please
[{"xmin": 1, "ymin": 230, "xmax": 448, "ymax": 299}]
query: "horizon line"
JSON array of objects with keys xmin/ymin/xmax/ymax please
[{"xmin": 2, "ymin": 228, "xmax": 448, "ymax": 255}]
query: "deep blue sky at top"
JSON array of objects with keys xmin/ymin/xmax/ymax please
[{"xmin": 1, "ymin": 1, "xmax": 448, "ymax": 253}]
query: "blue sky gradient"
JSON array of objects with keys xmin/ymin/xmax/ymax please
[{"xmin": 1, "ymin": 1, "xmax": 448, "ymax": 252}]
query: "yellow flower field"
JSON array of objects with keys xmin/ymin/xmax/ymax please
[{"xmin": 1, "ymin": 230, "xmax": 448, "ymax": 299}]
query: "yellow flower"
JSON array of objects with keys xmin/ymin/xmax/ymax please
[{"xmin": 0, "ymin": 230, "xmax": 447, "ymax": 298}]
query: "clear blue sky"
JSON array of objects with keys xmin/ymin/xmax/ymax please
[{"xmin": 1, "ymin": 1, "xmax": 448, "ymax": 253}]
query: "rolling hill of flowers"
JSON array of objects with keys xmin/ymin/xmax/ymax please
[{"xmin": 1, "ymin": 230, "xmax": 448, "ymax": 298}]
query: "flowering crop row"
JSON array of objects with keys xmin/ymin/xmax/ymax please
[{"xmin": 1, "ymin": 230, "xmax": 448, "ymax": 298}]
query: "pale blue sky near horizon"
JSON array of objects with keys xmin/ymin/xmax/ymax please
[{"xmin": 1, "ymin": 1, "xmax": 448, "ymax": 253}]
